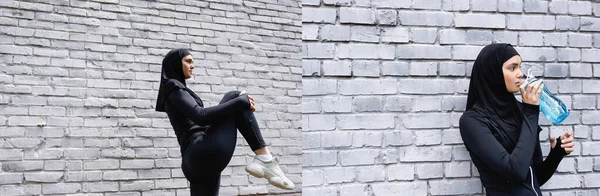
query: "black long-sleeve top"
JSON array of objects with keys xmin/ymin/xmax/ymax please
[
  {"xmin": 460, "ymin": 103, "xmax": 567, "ymax": 195},
  {"xmin": 163, "ymin": 88, "xmax": 250, "ymax": 151}
]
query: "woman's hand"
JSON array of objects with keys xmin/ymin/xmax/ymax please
[
  {"xmin": 551, "ymin": 131, "xmax": 574, "ymax": 155},
  {"xmin": 240, "ymin": 91, "xmax": 256, "ymax": 112},
  {"xmin": 519, "ymin": 80, "xmax": 544, "ymax": 105}
]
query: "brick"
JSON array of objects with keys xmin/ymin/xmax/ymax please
[
  {"xmin": 42, "ymin": 183, "xmax": 81, "ymax": 194},
  {"xmin": 337, "ymin": 114, "xmax": 394, "ymax": 130},
  {"xmin": 339, "ymin": 79, "xmax": 397, "ymax": 95},
  {"xmin": 403, "ymin": 113, "xmax": 451, "ymax": 129},
  {"xmin": 357, "ymin": 165, "xmax": 385, "ymax": 182},
  {"xmin": 519, "ymin": 32, "xmax": 544, "ymax": 47},
  {"xmin": 472, "ymin": 0, "xmax": 497, "ymax": 11},
  {"xmin": 352, "ymin": 96, "xmax": 383, "ymax": 112},
  {"xmin": 322, "ymin": 96, "xmax": 352, "ymax": 113},
  {"xmin": 410, "ymin": 62, "xmax": 437, "ymax": 76},
  {"xmin": 0, "ymin": 184, "xmax": 41, "ymax": 196},
  {"xmin": 545, "ymin": 33, "xmax": 568, "ymax": 47},
  {"xmin": 322, "ymin": 0, "xmax": 351, "ymax": 6},
  {"xmin": 557, "ymin": 16, "xmax": 580, "ymax": 31},
  {"xmin": 339, "ymin": 44, "xmax": 395, "ymax": 59},
  {"xmin": 0, "ymin": 173, "xmax": 23, "ymax": 184},
  {"xmin": 324, "ymin": 167, "xmax": 355, "ymax": 183},
  {"xmin": 545, "ymin": 63, "xmax": 569, "ymax": 78},
  {"xmin": 515, "ymin": 47, "xmax": 556, "ymax": 62},
  {"xmin": 466, "ymin": 30, "xmax": 492, "ymax": 45},
  {"xmin": 382, "ymin": 61, "xmax": 409, "ymax": 76},
  {"xmin": 24, "ymin": 172, "xmax": 63, "ymax": 183},
  {"xmin": 377, "ymin": 10, "xmax": 397, "ymax": 25},
  {"xmin": 402, "ymin": 147, "xmax": 453, "ymax": 162},
  {"xmin": 583, "ymin": 49, "xmax": 600, "ymax": 62},
  {"xmin": 582, "ymin": 111, "xmax": 600, "ymax": 124},
  {"xmin": 499, "ymin": 0, "xmax": 523, "ymax": 12},
  {"xmin": 456, "ymin": 14, "xmax": 505, "ymax": 29},
  {"xmin": 372, "ymin": 182, "xmax": 427, "ymax": 196},
  {"xmin": 550, "ymin": 0, "xmax": 569, "ymax": 14},
  {"xmin": 397, "ymin": 45, "xmax": 451, "ymax": 59},
  {"xmin": 340, "ymin": 149, "xmax": 380, "ymax": 166},
  {"xmin": 370, "ymin": 0, "xmax": 410, "ymax": 8},
  {"xmin": 584, "ymin": 174, "xmax": 600, "ymax": 187},
  {"xmin": 303, "ymin": 79, "xmax": 337, "ymax": 95},
  {"xmin": 493, "ymin": 31, "xmax": 518, "ymax": 44},
  {"xmin": 558, "ymin": 79, "xmax": 582, "ymax": 93},
  {"xmin": 321, "ymin": 25, "xmax": 350, "ymax": 41},
  {"xmin": 570, "ymin": 63, "xmax": 593, "ymax": 78},
  {"xmin": 340, "ymin": 7, "xmax": 375, "ymax": 24},
  {"xmin": 577, "ymin": 157, "xmax": 594, "ymax": 172},
  {"xmin": 350, "ymin": 26, "xmax": 380, "ymax": 42},
  {"xmin": 352, "ymin": 60, "xmax": 380, "ymax": 77},
  {"xmin": 430, "ymin": 179, "xmax": 483, "ymax": 195},
  {"xmin": 442, "ymin": 0, "xmax": 469, "ymax": 11},
  {"xmin": 440, "ymin": 29, "xmax": 465, "ymax": 44},
  {"xmin": 120, "ymin": 180, "xmax": 154, "ymax": 191},
  {"xmin": 416, "ymin": 163, "xmax": 443, "ymax": 179},
  {"xmin": 381, "ymin": 27, "xmax": 409, "ymax": 43},
  {"xmin": 399, "ymin": 11, "xmax": 453, "ymax": 27},
  {"xmin": 323, "ymin": 60, "xmax": 351, "ymax": 76},
  {"xmin": 508, "ymin": 15, "xmax": 555, "ymax": 30},
  {"xmin": 524, "ymin": 0, "xmax": 548, "ymax": 13},
  {"xmin": 410, "ymin": 28, "xmax": 437, "ymax": 44},
  {"xmin": 439, "ymin": 62, "xmax": 465, "ymax": 76},
  {"xmin": 303, "ymin": 43, "xmax": 335, "ymax": 59},
  {"xmin": 303, "ymin": 151, "xmax": 337, "ymax": 166},
  {"xmin": 412, "ymin": 0, "xmax": 441, "ymax": 10},
  {"xmin": 302, "ymin": 24, "xmax": 318, "ymax": 41},
  {"xmin": 387, "ymin": 164, "xmax": 414, "ymax": 181},
  {"xmin": 304, "ymin": 187, "xmax": 337, "ymax": 196},
  {"xmin": 306, "ymin": 115, "xmax": 336, "ymax": 131},
  {"xmin": 543, "ymin": 174, "xmax": 581, "ymax": 189},
  {"xmin": 569, "ymin": 1, "xmax": 592, "ymax": 15},
  {"xmin": 399, "ymin": 79, "xmax": 455, "ymax": 95},
  {"xmin": 568, "ymin": 33, "xmax": 592, "ymax": 48}
]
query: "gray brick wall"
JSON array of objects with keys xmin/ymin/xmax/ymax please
[
  {"xmin": 302, "ymin": 0, "xmax": 600, "ymax": 195},
  {"xmin": 0, "ymin": 0, "xmax": 301, "ymax": 195}
]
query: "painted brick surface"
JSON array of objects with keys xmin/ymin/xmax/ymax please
[
  {"xmin": 0, "ymin": 0, "xmax": 301, "ymax": 195},
  {"xmin": 302, "ymin": 0, "xmax": 600, "ymax": 195}
]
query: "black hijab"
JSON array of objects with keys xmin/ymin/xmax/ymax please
[
  {"xmin": 155, "ymin": 48, "xmax": 203, "ymax": 112},
  {"xmin": 466, "ymin": 43, "xmax": 523, "ymax": 152}
]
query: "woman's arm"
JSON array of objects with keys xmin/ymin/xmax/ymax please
[
  {"xmin": 459, "ymin": 104, "xmax": 540, "ymax": 182},
  {"xmin": 534, "ymin": 135, "xmax": 567, "ymax": 185},
  {"xmin": 167, "ymin": 88, "xmax": 250, "ymax": 126}
]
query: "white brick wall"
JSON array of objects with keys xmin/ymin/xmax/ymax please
[
  {"xmin": 0, "ymin": 0, "xmax": 301, "ymax": 195},
  {"xmin": 302, "ymin": 0, "xmax": 600, "ymax": 195}
]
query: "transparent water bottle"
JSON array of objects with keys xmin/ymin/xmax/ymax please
[{"xmin": 524, "ymin": 69, "xmax": 570, "ymax": 124}]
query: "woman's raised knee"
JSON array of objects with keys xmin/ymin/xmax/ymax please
[{"xmin": 220, "ymin": 90, "xmax": 242, "ymax": 104}]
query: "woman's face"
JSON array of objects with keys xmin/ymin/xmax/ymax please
[
  {"xmin": 182, "ymin": 55, "xmax": 194, "ymax": 79},
  {"xmin": 502, "ymin": 55, "xmax": 524, "ymax": 93}
]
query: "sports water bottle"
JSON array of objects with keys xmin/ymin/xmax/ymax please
[{"xmin": 524, "ymin": 69, "xmax": 570, "ymax": 124}]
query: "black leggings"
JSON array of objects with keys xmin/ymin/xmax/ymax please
[{"xmin": 181, "ymin": 90, "xmax": 268, "ymax": 196}]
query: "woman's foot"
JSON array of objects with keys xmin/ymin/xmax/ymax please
[{"xmin": 245, "ymin": 156, "xmax": 295, "ymax": 190}]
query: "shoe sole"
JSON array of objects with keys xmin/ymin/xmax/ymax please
[{"xmin": 245, "ymin": 164, "xmax": 294, "ymax": 190}]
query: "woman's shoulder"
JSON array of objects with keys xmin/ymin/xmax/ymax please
[{"xmin": 459, "ymin": 110, "xmax": 488, "ymax": 128}]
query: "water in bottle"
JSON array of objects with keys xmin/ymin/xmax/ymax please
[{"xmin": 524, "ymin": 69, "xmax": 570, "ymax": 124}]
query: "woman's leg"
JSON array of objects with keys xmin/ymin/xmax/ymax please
[
  {"xmin": 219, "ymin": 91, "xmax": 295, "ymax": 190},
  {"xmin": 182, "ymin": 111, "xmax": 238, "ymax": 195},
  {"xmin": 189, "ymin": 175, "xmax": 220, "ymax": 196},
  {"xmin": 219, "ymin": 91, "xmax": 268, "ymax": 153}
]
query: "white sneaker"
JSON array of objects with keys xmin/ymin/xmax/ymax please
[{"xmin": 245, "ymin": 156, "xmax": 295, "ymax": 190}]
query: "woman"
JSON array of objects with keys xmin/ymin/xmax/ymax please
[
  {"xmin": 155, "ymin": 48, "xmax": 294, "ymax": 195},
  {"xmin": 459, "ymin": 43, "xmax": 574, "ymax": 195}
]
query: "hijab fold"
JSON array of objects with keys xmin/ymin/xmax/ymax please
[
  {"xmin": 466, "ymin": 43, "xmax": 523, "ymax": 152},
  {"xmin": 155, "ymin": 48, "xmax": 203, "ymax": 112}
]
